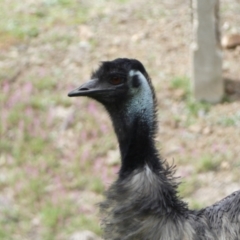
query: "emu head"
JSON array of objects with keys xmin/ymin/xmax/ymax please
[{"xmin": 69, "ymin": 58, "xmax": 156, "ymax": 122}]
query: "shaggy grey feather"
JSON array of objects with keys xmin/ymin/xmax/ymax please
[{"xmin": 100, "ymin": 165, "xmax": 240, "ymax": 240}]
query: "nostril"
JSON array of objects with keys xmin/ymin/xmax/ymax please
[{"xmin": 79, "ymin": 87, "xmax": 89, "ymax": 91}]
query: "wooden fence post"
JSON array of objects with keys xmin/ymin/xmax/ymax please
[{"xmin": 191, "ymin": 0, "xmax": 223, "ymax": 103}]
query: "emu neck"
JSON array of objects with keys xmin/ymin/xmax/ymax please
[
  {"xmin": 108, "ymin": 105, "xmax": 161, "ymax": 178},
  {"xmin": 106, "ymin": 71, "xmax": 162, "ymax": 177}
]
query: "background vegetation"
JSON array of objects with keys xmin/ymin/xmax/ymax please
[{"xmin": 0, "ymin": 0, "xmax": 239, "ymax": 239}]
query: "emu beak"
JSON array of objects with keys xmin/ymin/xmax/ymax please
[{"xmin": 68, "ymin": 78, "xmax": 110, "ymax": 97}]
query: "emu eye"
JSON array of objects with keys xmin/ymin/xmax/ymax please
[{"xmin": 109, "ymin": 77, "xmax": 123, "ymax": 85}]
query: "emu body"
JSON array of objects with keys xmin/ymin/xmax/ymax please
[{"xmin": 68, "ymin": 58, "xmax": 240, "ymax": 240}]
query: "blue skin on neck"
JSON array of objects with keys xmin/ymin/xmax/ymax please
[{"xmin": 126, "ymin": 70, "xmax": 155, "ymax": 129}]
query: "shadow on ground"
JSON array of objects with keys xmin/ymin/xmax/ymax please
[{"xmin": 224, "ymin": 78, "xmax": 240, "ymax": 101}]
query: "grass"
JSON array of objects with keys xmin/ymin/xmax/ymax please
[
  {"xmin": 0, "ymin": 0, "xmax": 90, "ymax": 42},
  {"xmin": 0, "ymin": 1, "xmax": 105, "ymax": 238},
  {"xmin": 170, "ymin": 76, "xmax": 190, "ymax": 97},
  {"xmin": 217, "ymin": 112, "xmax": 240, "ymax": 127},
  {"xmin": 178, "ymin": 175, "xmax": 200, "ymax": 197},
  {"xmin": 170, "ymin": 76, "xmax": 212, "ymax": 126},
  {"xmin": 196, "ymin": 155, "xmax": 220, "ymax": 173}
]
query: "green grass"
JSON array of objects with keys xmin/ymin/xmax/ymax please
[
  {"xmin": 217, "ymin": 112, "xmax": 240, "ymax": 127},
  {"xmin": 170, "ymin": 76, "xmax": 212, "ymax": 124},
  {"xmin": 196, "ymin": 155, "xmax": 220, "ymax": 173},
  {"xmin": 117, "ymin": 0, "xmax": 130, "ymax": 3},
  {"xmin": 178, "ymin": 175, "xmax": 200, "ymax": 197},
  {"xmin": 1, "ymin": 77, "xmax": 106, "ymax": 239},
  {"xmin": 170, "ymin": 76, "xmax": 190, "ymax": 97},
  {"xmin": 89, "ymin": 177, "xmax": 105, "ymax": 194},
  {"xmin": 188, "ymin": 200, "xmax": 204, "ymax": 210},
  {"xmin": 33, "ymin": 77, "xmax": 58, "ymax": 91},
  {"xmin": 0, "ymin": 1, "xmax": 103, "ymax": 237},
  {"xmin": 0, "ymin": 0, "xmax": 90, "ymax": 42}
]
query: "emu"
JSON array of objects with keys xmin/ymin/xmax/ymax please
[{"xmin": 68, "ymin": 58, "xmax": 240, "ymax": 240}]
